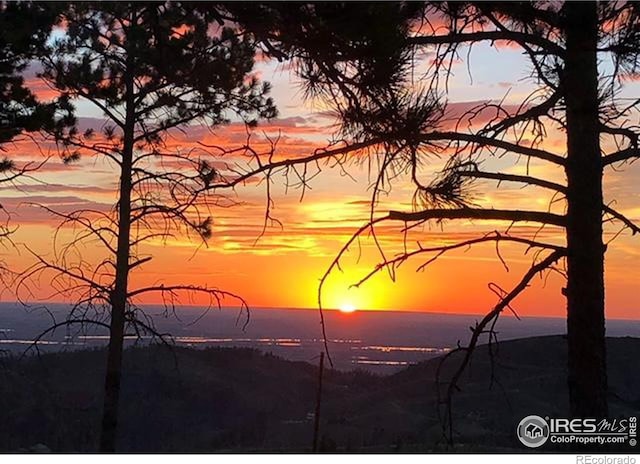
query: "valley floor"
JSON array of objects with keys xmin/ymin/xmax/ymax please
[{"xmin": 0, "ymin": 335, "xmax": 638, "ymax": 453}]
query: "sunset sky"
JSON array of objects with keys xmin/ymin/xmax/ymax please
[{"xmin": 2, "ymin": 40, "xmax": 640, "ymax": 320}]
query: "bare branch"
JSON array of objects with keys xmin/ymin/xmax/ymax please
[
  {"xmin": 388, "ymin": 207, "xmax": 566, "ymax": 227},
  {"xmin": 206, "ymin": 138, "xmax": 382, "ymax": 190},
  {"xmin": 602, "ymin": 147, "xmax": 640, "ymax": 166},
  {"xmin": 436, "ymin": 248, "xmax": 566, "ymax": 444},
  {"xmin": 352, "ymin": 231, "xmax": 566, "ymax": 289},
  {"xmin": 127, "ymin": 284, "xmax": 247, "ymax": 306},
  {"xmin": 458, "ymin": 170, "xmax": 566, "ymax": 193},
  {"xmin": 420, "ymin": 131, "xmax": 565, "ymax": 166},
  {"xmin": 603, "ymin": 205, "xmax": 640, "ymax": 235},
  {"xmin": 408, "ymin": 31, "xmax": 565, "ymax": 56}
]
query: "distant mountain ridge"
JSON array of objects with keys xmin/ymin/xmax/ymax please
[{"xmin": 3, "ymin": 303, "xmax": 640, "ymax": 374}]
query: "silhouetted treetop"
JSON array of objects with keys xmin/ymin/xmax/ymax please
[
  {"xmin": 42, "ymin": 1, "xmax": 276, "ymax": 148},
  {"xmin": 226, "ymin": 3, "xmax": 434, "ymax": 144},
  {"xmin": 0, "ymin": 2, "xmax": 73, "ymax": 146}
]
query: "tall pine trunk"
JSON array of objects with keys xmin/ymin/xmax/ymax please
[
  {"xmin": 99, "ymin": 65, "xmax": 135, "ymax": 453},
  {"xmin": 563, "ymin": 1, "xmax": 608, "ymax": 418}
]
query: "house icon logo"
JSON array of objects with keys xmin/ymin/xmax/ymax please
[{"xmin": 517, "ymin": 415, "xmax": 550, "ymax": 448}]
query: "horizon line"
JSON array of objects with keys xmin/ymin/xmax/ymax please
[{"xmin": 2, "ymin": 300, "xmax": 639, "ymax": 322}]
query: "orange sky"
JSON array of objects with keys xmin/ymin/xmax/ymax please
[{"xmin": 2, "ymin": 42, "xmax": 639, "ymax": 320}]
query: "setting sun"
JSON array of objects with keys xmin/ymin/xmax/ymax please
[{"xmin": 339, "ymin": 303, "xmax": 357, "ymax": 313}]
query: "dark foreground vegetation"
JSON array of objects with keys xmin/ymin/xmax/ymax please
[{"xmin": 1, "ymin": 335, "xmax": 639, "ymax": 453}]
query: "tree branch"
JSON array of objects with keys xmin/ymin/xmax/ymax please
[
  {"xmin": 602, "ymin": 147, "xmax": 640, "ymax": 166},
  {"xmin": 437, "ymin": 248, "xmax": 566, "ymax": 444},
  {"xmin": 603, "ymin": 205, "xmax": 640, "ymax": 235},
  {"xmin": 352, "ymin": 231, "xmax": 566, "ymax": 289},
  {"xmin": 207, "ymin": 138, "xmax": 382, "ymax": 189},
  {"xmin": 388, "ymin": 207, "xmax": 566, "ymax": 227},
  {"xmin": 420, "ymin": 131, "xmax": 565, "ymax": 166},
  {"xmin": 458, "ymin": 170, "xmax": 566, "ymax": 193},
  {"xmin": 408, "ymin": 31, "xmax": 565, "ymax": 56}
]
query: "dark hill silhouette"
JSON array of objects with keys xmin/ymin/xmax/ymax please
[{"xmin": 0, "ymin": 335, "xmax": 638, "ymax": 452}]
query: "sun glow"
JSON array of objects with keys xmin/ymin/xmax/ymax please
[{"xmin": 339, "ymin": 303, "xmax": 357, "ymax": 313}]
